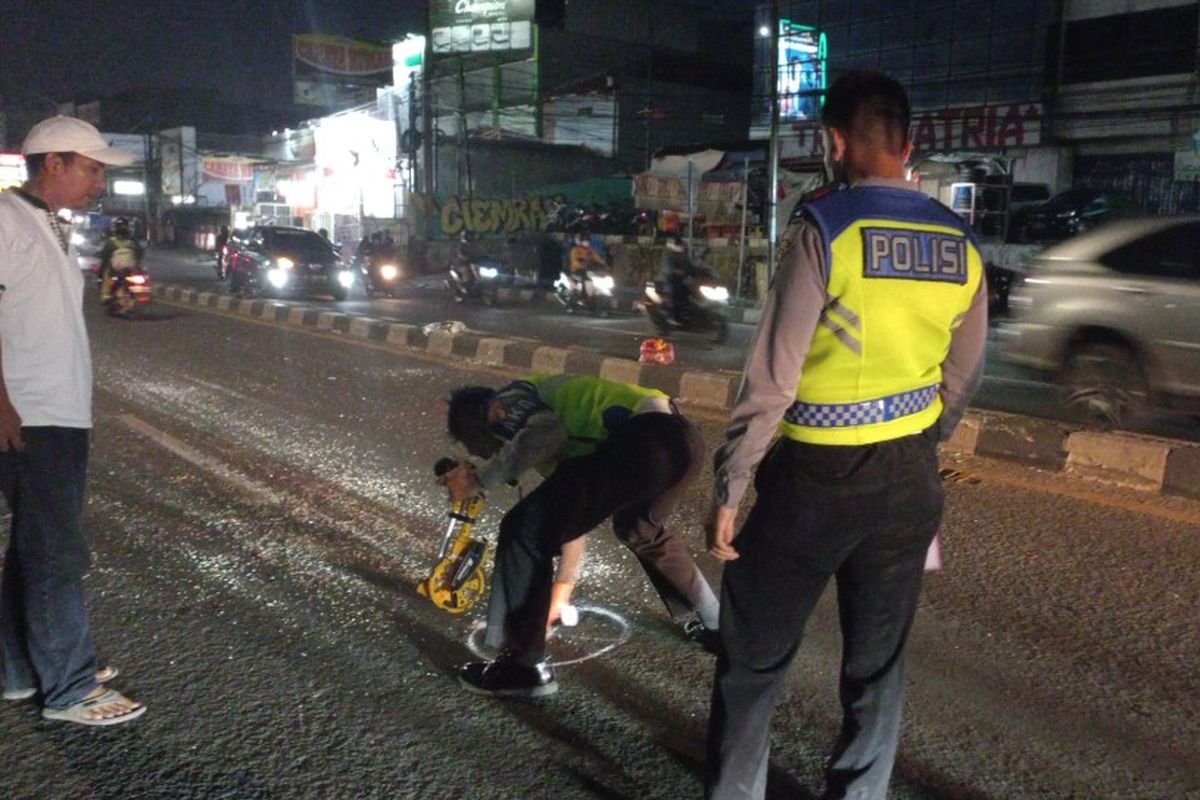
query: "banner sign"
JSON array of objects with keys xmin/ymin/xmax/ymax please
[
  {"xmin": 202, "ymin": 157, "xmax": 255, "ymax": 183},
  {"xmin": 782, "ymin": 103, "xmax": 1043, "ymax": 159},
  {"xmin": 430, "ymin": 0, "xmax": 535, "ymax": 54},
  {"xmin": 294, "ymin": 34, "xmax": 393, "ymax": 107}
]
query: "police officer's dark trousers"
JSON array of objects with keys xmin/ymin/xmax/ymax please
[
  {"xmin": 484, "ymin": 412, "xmax": 712, "ymax": 664},
  {"xmin": 706, "ymin": 427, "xmax": 942, "ymax": 800}
]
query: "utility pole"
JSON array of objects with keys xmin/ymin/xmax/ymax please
[
  {"xmin": 421, "ymin": 2, "xmax": 436, "ymax": 238},
  {"xmin": 408, "ymin": 72, "xmax": 419, "ymax": 198},
  {"xmin": 766, "ymin": 0, "xmax": 781, "ymax": 285}
]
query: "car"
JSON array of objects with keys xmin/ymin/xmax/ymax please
[
  {"xmin": 1004, "ymin": 182, "xmax": 1052, "ymax": 242},
  {"xmin": 999, "ymin": 215, "xmax": 1200, "ymax": 428},
  {"xmin": 224, "ymin": 225, "xmax": 355, "ymax": 301},
  {"xmin": 1018, "ymin": 188, "xmax": 1141, "ymax": 243}
]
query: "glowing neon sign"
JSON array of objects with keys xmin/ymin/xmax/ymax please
[{"xmin": 778, "ymin": 20, "xmax": 827, "ymax": 122}]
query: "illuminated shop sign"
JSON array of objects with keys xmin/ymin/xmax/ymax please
[
  {"xmin": 778, "ymin": 19, "xmax": 826, "ymax": 122},
  {"xmin": 429, "ymin": 0, "xmax": 534, "ymax": 54}
]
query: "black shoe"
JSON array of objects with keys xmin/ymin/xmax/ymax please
[
  {"xmin": 458, "ymin": 653, "xmax": 558, "ymax": 698},
  {"xmin": 683, "ymin": 619, "xmax": 723, "ymax": 656}
]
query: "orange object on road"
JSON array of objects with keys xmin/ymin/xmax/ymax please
[{"xmin": 640, "ymin": 337, "xmax": 675, "ymax": 365}]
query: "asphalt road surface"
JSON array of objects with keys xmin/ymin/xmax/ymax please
[{"xmin": 6, "ymin": 259, "xmax": 1195, "ymax": 799}]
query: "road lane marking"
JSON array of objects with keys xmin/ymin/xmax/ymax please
[{"xmin": 115, "ymin": 413, "xmax": 287, "ymax": 506}]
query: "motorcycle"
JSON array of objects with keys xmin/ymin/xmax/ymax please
[
  {"xmin": 362, "ymin": 253, "xmax": 405, "ymax": 298},
  {"xmin": 105, "ymin": 267, "xmax": 152, "ymax": 318},
  {"xmin": 554, "ymin": 267, "xmax": 615, "ymax": 316},
  {"xmin": 446, "ymin": 256, "xmax": 511, "ymax": 306},
  {"xmin": 640, "ymin": 267, "xmax": 730, "ymax": 344}
]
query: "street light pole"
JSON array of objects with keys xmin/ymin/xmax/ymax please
[{"xmin": 766, "ymin": 0, "xmax": 781, "ymax": 286}]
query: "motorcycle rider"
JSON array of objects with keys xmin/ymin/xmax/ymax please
[
  {"xmin": 567, "ymin": 231, "xmax": 606, "ymax": 296},
  {"xmin": 366, "ymin": 230, "xmax": 398, "ymax": 292},
  {"xmin": 214, "ymin": 224, "xmax": 230, "ymax": 279},
  {"xmin": 660, "ymin": 236, "xmax": 698, "ymax": 324},
  {"xmin": 97, "ymin": 217, "xmax": 142, "ymax": 304},
  {"xmin": 441, "ymin": 374, "xmax": 722, "ymax": 697}
]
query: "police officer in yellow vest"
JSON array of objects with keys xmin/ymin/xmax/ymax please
[
  {"xmin": 704, "ymin": 70, "xmax": 987, "ymax": 800},
  {"xmin": 441, "ymin": 373, "xmax": 720, "ymax": 697}
]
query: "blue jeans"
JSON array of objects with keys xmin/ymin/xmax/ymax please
[
  {"xmin": 0, "ymin": 427, "xmax": 98, "ymax": 709},
  {"xmin": 706, "ymin": 429, "xmax": 943, "ymax": 800}
]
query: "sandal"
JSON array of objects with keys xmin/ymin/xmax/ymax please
[
  {"xmin": 42, "ymin": 688, "xmax": 145, "ymax": 727},
  {"xmin": 4, "ymin": 666, "xmax": 119, "ymax": 702}
]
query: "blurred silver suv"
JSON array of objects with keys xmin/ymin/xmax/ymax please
[{"xmin": 1000, "ymin": 216, "xmax": 1200, "ymax": 428}]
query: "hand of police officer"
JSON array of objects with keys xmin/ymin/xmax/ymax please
[
  {"xmin": 0, "ymin": 398, "xmax": 23, "ymax": 453},
  {"xmin": 440, "ymin": 462, "xmax": 480, "ymax": 503},
  {"xmin": 705, "ymin": 504, "xmax": 739, "ymax": 561}
]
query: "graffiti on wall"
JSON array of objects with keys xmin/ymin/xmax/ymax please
[{"xmin": 438, "ymin": 195, "xmax": 560, "ymax": 235}]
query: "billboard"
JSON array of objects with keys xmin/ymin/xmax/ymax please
[
  {"xmin": 294, "ymin": 34, "xmax": 394, "ymax": 108},
  {"xmin": 778, "ymin": 20, "xmax": 826, "ymax": 122},
  {"xmin": 429, "ymin": 0, "xmax": 535, "ymax": 54}
]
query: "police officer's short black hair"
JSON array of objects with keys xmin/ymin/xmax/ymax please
[
  {"xmin": 821, "ymin": 69, "xmax": 911, "ymax": 155},
  {"xmin": 446, "ymin": 386, "xmax": 501, "ymax": 458}
]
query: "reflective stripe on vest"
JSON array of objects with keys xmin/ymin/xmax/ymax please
[{"xmin": 784, "ymin": 384, "xmax": 938, "ymax": 428}]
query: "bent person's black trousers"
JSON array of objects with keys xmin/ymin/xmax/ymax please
[
  {"xmin": 484, "ymin": 412, "xmax": 713, "ymax": 664},
  {"xmin": 706, "ymin": 428, "xmax": 943, "ymax": 800}
]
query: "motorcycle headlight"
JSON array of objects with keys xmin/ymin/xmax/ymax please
[
  {"xmin": 592, "ymin": 275, "xmax": 615, "ymax": 293},
  {"xmin": 478, "ymin": 266, "xmax": 499, "ymax": 279},
  {"xmin": 699, "ymin": 285, "xmax": 729, "ymax": 302},
  {"xmin": 380, "ymin": 264, "xmax": 399, "ymax": 281},
  {"xmin": 276, "ymin": 256, "xmax": 295, "ymax": 270},
  {"xmin": 337, "ymin": 270, "xmax": 356, "ymax": 288},
  {"xmin": 70, "ymin": 232, "xmax": 86, "ymax": 246},
  {"xmin": 267, "ymin": 268, "xmax": 290, "ymax": 288}
]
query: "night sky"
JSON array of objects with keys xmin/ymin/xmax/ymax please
[{"xmin": 0, "ymin": 1, "xmax": 426, "ymax": 109}]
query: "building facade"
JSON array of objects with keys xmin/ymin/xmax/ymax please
[{"xmin": 754, "ymin": 0, "xmax": 1200, "ymax": 217}]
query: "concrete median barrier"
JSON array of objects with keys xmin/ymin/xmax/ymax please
[{"xmin": 152, "ymin": 282, "xmax": 1200, "ymax": 501}]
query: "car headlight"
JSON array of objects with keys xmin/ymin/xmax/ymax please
[
  {"xmin": 267, "ymin": 268, "xmax": 290, "ymax": 288},
  {"xmin": 379, "ymin": 264, "xmax": 399, "ymax": 281},
  {"xmin": 275, "ymin": 256, "xmax": 295, "ymax": 270},
  {"xmin": 337, "ymin": 270, "xmax": 355, "ymax": 288},
  {"xmin": 478, "ymin": 266, "xmax": 499, "ymax": 279},
  {"xmin": 699, "ymin": 285, "xmax": 729, "ymax": 302},
  {"xmin": 592, "ymin": 275, "xmax": 615, "ymax": 294}
]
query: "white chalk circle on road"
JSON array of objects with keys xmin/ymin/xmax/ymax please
[{"xmin": 466, "ymin": 603, "xmax": 632, "ymax": 667}]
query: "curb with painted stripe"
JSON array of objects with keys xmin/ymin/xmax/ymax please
[{"xmin": 153, "ymin": 283, "xmax": 1200, "ymax": 502}]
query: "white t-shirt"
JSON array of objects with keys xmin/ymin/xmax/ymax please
[{"xmin": 0, "ymin": 190, "xmax": 92, "ymax": 428}]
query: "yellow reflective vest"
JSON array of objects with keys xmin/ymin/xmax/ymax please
[{"xmin": 779, "ymin": 185, "xmax": 983, "ymax": 446}]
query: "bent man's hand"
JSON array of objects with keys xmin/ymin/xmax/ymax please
[
  {"xmin": 439, "ymin": 463, "xmax": 480, "ymax": 503},
  {"xmin": 0, "ymin": 401, "xmax": 23, "ymax": 453},
  {"xmin": 705, "ymin": 504, "xmax": 740, "ymax": 561}
]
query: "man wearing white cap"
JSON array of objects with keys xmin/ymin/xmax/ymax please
[{"xmin": 0, "ymin": 116, "xmax": 145, "ymax": 725}]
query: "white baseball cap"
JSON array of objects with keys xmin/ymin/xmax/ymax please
[{"xmin": 22, "ymin": 116, "xmax": 135, "ymax": 166}]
